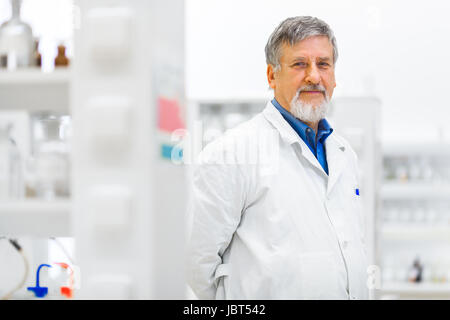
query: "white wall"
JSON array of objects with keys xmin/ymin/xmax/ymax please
[{"xmin": 186, "ymin": 0, "xmax": 450, "ymax": 143}]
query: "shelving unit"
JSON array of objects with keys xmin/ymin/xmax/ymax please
[
  {"xmin": 383, "ymin": 143, "xmax": 450, "ymax": 157},
  {"xmin": 1, "ymin": 1, "xmax": 188, "ymax": 300},
  {"xmin": 381, "ymin": 225, "xmax": 450, "ymax": 241},
  {"xmin": 0, "ymin": 68, "xmax": 72, "ymax": 238},
  {"xmin": 0, "ymin": 68, "xmax": 71, "ymax": 84},
  {"xmin": 0, "ymin": 0, "xmax": 76, "ymax": 299},
  {"xmin": 376, "ymin": 142, "xmax": 450, "ymax": 299},
  {"xmin": 0, "ymin": 68, "xmax": 71, "ymax": 113},
  {"xmin": 380, "ymin": 182, "xmax": 450, "ymax": 199},
  {"xmin": 0, "ymin": 200, "xmax": 71, "ymax": 237},
  {"xmin": 381, "ymin": 282, "xmax": 450, "ymax": 298}
]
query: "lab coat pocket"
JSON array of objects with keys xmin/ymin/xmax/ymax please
[
  {"xmin": 298, "ymin": 252, "xmax": 339, "ymax": 299},
  {"xmin": 214, "ymin": 263, "xmax": 230, "ymax": 300}
]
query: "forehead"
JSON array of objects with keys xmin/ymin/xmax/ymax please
[{"xmin": 280, "ymin": 35, "xmax": 333, "ymax": 61}]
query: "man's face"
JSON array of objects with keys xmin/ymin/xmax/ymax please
[{"xmin": 267, "ymin": 35, "xmax": 336, "ymax": 113}]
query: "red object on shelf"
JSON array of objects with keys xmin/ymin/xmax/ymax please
[{"xmin": 157, "ymin": 97, "xmax": 185, "ymax": 133}]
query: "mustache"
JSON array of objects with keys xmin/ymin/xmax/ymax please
[
  {"xmin": 298, "ymin": 84, "xmax": 326, "ymax": 94},
  {"xmin": 295, "ymin": 84, "xmax": 328, "ymax": 101}
]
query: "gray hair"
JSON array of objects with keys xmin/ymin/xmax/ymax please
[{"xmin": 265, "ymin": 16, "xmax": 338, "ymax": 71}]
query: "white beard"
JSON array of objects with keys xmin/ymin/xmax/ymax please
[{"xmin": 289, "ymin": 90, "xmax": 330, "ymax": 123}]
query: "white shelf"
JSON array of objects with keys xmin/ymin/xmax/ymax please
[
  {"xmin": 0, "ymin": 200, "xmax": 71, "ymax": 237},
  {"xmin": 381, "ymin": 282, "xmax": 450, "ymax": 296},
  {"xmin": 383, "ymin": 143, "xmax": 450, "ymax": 157},
  {"xmin": 380, "ymin": 182, "xmax": 450, "ymax": 199},
  {"xmin": 0, "ymin": 68, "xmax": 71, "ymax": 85},
  {"xmin": 380, "ymin": 224, "xmax": 450, "ymax": 240},
  {"xmin": 0, "ymin": 68, "xmax": 70, "ymax": 113}
]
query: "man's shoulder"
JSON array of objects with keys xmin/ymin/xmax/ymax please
[
  {"xmin": 200, "ymin": 111, "xmax": 273, "ymax": 159},
  {"xmin": 226, "ymin": 112, "xmax": 272, "ymax": 139}
]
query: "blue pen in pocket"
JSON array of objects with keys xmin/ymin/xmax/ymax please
[{"xmin": 355, "ymin": 187, "xmax": 360, "ymax": 196}]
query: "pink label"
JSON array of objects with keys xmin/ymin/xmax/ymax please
[{"xmin": 157, "ymin": 97, "xmax": 185, "ymax": 132}]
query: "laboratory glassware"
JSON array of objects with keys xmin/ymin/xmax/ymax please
[
  {"xmin": 0, "ymin": 0, "xmax": 33, "ymax": 68},
  {"xmin": 31, "ymin": 113, "xmax": 71, "ymax": 199}
]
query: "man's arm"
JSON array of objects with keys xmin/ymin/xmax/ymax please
[{"xmin": 186, "ymin": 142, "xmax": 247, "ymax": 300}]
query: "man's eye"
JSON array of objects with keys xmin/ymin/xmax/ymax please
[
  {"xmin": 293, "ymin": 62, "xmax": 306, "ymax": 67},
  {"xmin": 318, "ymin": 62, "xmax": 330, "ymax": 67}
]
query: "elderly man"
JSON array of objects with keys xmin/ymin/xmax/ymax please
[{"xmin": 187, "ymin": 16, "xmax": 368, "ymax": 300}]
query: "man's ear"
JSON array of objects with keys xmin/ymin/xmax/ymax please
[{"xmin": 267, "ymin": 64, "xmax": 276, "ymax": 89}]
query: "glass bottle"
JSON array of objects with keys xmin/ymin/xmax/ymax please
[
  {"xmin": 0, "ymin": 0, "xmax": 33, "ymax": 68},
  {"xmin": 407, "ymin": 256, "xmax": 423, "ymax": 283},
  {"xmin": 32, "ymin": 113, "xmax": 71, "ymax": 199},
  {"xmin": 0, "ymin": 123, "xmax": 23, "ymax": 199},
  {"xmin": 33, "ymin": 38, "xmax": 41, "ymax": 67},
  {"xmin": 54, "ymin": 44, "xmax": 69, "ymax": 67}
]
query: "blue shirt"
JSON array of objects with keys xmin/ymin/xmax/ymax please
[{"xmin": 272, "ymin": 98, "xmax": 333, "ymax": 175}]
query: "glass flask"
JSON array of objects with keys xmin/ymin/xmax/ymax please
[
  {"xmin": 0, "ymin": 0, "xmax": 33, "ymax": 68},
  {"xmin": 0, "ymin": 122, "xmax": 23, "ymax": 199},
  {"xmin": 31, "ymin": 113, "xmax": 71, "ymax": 199}
]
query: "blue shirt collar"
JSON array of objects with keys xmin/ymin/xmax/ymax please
[{"xmin": 271, "ymin": 98, "xmax": 333, "ymax": 148}]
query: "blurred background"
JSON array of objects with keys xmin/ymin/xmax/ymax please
[{"xmin": 0, "ymin": 0, "xmax": 450, "ymax": 300}]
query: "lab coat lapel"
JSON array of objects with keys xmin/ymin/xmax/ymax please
[
  {"xmin": 262, "ymin": 101, "xmax": 327, "ymax": 175},
  {"xmin": 295, "ymin": 139, "xmax": 327, "ymax": 175},
  {"xmin": 325, "ymin": 135, "xmax": 348, "ymax": 196}
]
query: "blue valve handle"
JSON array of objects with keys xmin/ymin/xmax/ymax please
[{"xmin": 27, "ymin": 264, "xmax": 52, "ymax": 298}]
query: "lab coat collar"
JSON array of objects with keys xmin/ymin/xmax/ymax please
[
  {"xmin": 262, "ymin": 101, "xmax": 348, "ymax": 193},
  {"xmin": 262, "ymin": 101, "xmax": 303, "ymax": 146},
  {"xmin": 262, "ymin": 101, "xmax": 325, "ymax": 174}
]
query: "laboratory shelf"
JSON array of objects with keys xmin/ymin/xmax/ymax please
[
  {"xmin": 0, "ymin": 68, "xmax": 71, "ymax": 84},
  {"xmin": 381, "ymin": 282, "xmax": 450, "ymax": 296},
  {"xmin": 0, "ymin": 200, "xmax": 71, "ymax": 237},
  {"xmin": 380, "ymin": 224, "xmax": 450, "ymax": 241},
  {"xmin": 380, "ymin": 182, "xmax": 450, "ymax": 199},
  {"xmin": 0, "ymin": 68, "xmax": 71, "ymax": 113},
  {"xmin": 382, "ymin": 143, "xmax": 450, "ymax": 157}
]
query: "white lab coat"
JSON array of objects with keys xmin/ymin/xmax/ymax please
[{"xmin": 187, "ymin": 101, "xmax": 369, "ymax": 300}]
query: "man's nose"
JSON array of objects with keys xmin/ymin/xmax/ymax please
[{"xmin": 305, "ymin": 64, "xmax": 320, "ymax": 84}]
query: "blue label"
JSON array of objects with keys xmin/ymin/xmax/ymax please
[{"xmin": 161, "ymin": 144, "xmax": 183, "ymax": 161}]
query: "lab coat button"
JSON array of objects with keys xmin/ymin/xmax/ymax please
[{"xmin": 342, "ymin": 241, "xmax": 348, "ymax": 249}]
